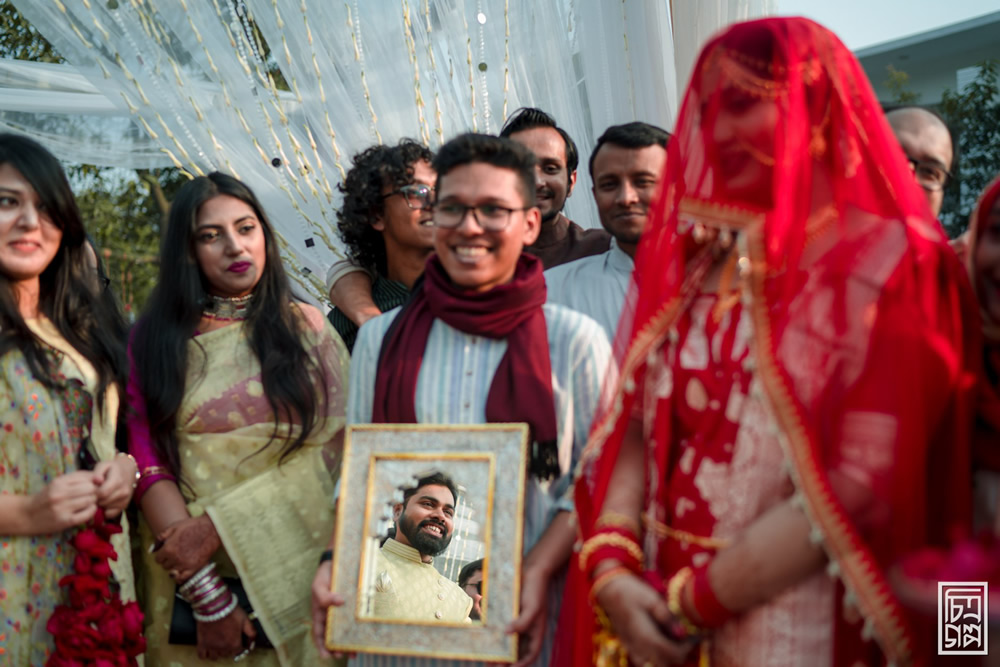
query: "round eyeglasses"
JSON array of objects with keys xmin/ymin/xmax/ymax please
[
  {"xmin": 906, "ymin": 157, "xmax": 951, "ymax": 192},
  {"xmin": 382, "ymin": 183, "xmax": 434, "ymax": 210},
  {"xmin": 432, "ymin": 202, "xmax": 531, "ymax": 232}
]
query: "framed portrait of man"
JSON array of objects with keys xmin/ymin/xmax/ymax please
[{"xmin": 325, "ymin": 424, "xmax": 529, "ymax": 662}]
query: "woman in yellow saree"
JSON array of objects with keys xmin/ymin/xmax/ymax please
[
  {"xmin": 0, "ymin": 134, "xmax": 139, "ymax": 665},
  {"xmin": 127, "ymin": 172, "xmax": 349, "ymax": 665}
]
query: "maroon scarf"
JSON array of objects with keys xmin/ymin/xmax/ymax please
[{"xmin": 373, "ymin": 254, "xmax": 560, "ymax": 478}]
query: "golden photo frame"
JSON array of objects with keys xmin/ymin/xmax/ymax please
[{"xmin": 325, "ymin": 424, "xmax": 528, "ymax": 662}]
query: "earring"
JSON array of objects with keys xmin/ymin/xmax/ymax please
[
  {"xmin": 718, "ymin": 226, "xmax": 734, "ymax": 249},
  {"xmin": 692, "ymin": 223, "xmax": 708, "ymax": 243}
]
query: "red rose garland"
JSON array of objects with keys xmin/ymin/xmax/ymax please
[{"xmin": 46, "ymin": 509, "xmax": 146, "ymax": 666}]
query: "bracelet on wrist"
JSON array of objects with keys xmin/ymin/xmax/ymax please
[
  {"xmin": 594, "ymin": 510, "xmax": 641, "ymax": 535},
  {"xmin": 319, "ymin": 549, "xmax": 333, "ymax": 565},
  {"xmin": 666, "ymin": 566, "xmax": 703, "ymax": 639},
  {"xmin": 580, "ymin": 529, "xmax": 644, "ymax": 575},
  {"xmin": 689, "ymin": 563, "xmax": 734, "ymax": 629},
  {"xmin": 193, "ymin": 593, "xmax": 238, "ymax": 623},
  {"xmin": 189, "ymin": 582, "xmax": 229, "ymax": 608},
  {"xmin": 588, "ymin": 565, "xmax": 633, "ymax": 604},
  {"xmin": 178, "ymin": 563, "xmax": 217, "ymax": 597},
  {"xmin": 196, "ymin": 590, "xmax": 235, "ymax": 617},
  {"xmin": 116, "ymin": 452, "xmax": 141, "ymax": 489}
]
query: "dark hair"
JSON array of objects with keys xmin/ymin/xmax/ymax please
[
  {"xmin": 0, "ymin": 134, "xmax": 126, "ymax": 410},
  {"xmin": 588, "ymin": 122, "xmax": 672, "ymax": 178},
  {"xmin": 337, "ymin": 140, "xmax": 434, "ymax": 276},
  {"xmin": 85, "ymin": 233, "xmax": 131, "ymax": 452},
  {"xmin": 499, "ymin": 107, "xmax": 579, "ymax": 175},
  {"xmin": 401, "ymin": 471, "xmax": 459, "ymax": 508},
  {"xmin": 132, "ymin": 172, "xmax": 326, "ymax": 479},
  {"xmin": 458, "ymin": 559, "xmax": 484, "ymax": 588},
  {"xmin": 884, "ymin": 104, "xmax": 958, "ymax": 172},
  {"xmin": 433, "ymin": 134, "xmax": 537, "ymax": 206}
]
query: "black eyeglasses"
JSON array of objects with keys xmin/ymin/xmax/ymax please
[
  {"xmin": 382, "ymin": 184, "xmax": 434, "ymax": 210},
  {"xmin": 432, "ymin": 203, "xmax": 531, "ymax": 232},
  {"xmin": 906, "ymin": 157, "xmax": 952, "ymax": 192},
  {"xmin": 464, "ymin": 581, "xmax": 482, "ymax": 595}
]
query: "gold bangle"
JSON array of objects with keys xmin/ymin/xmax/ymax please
[
  {"xmin": 589, "ymin": 565, "xmax": 633, "ymax": 603},
  {"xmin": 116, "ymin": 452, "xmax": 141, "ymax": 489},
  {"xmin": 666, "ymin": 566, "xmax": 701, "ymax": 636},
  {"xmin": 140, "ymin": 465, "xmax": 171, "ymax": 479},
  {"xmin": 594, "ymin": 511, "xmax": 641, "ymax": 535},
  {"xmin": 580, "ymin": 533, "xmax": 644, "ymax": 572}
]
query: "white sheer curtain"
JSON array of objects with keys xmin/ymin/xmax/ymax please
[{"xmin": 3, "ymin": 0, "xmax": 772, "ymax": 302}]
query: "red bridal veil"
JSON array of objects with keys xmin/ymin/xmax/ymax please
[{"xmin": 570, "ymin": 17, "xmax": 979, "ymax": 666}]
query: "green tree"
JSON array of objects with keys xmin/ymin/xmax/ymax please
[
  {"xmin": 939, "ymin": 60, "xmax": 1000, "ymax": 237},
  {"xmin": 0, "ymin": 0, "xmax": 60, "ymax": 63},
  {"xmin": 0, "ymin": 0, "xmax": 185, "ymax": 316},
  {"xmin": 884, "ymin": 64, "xmax": 921, "ymax": 105}
]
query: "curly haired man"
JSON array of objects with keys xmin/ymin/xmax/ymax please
[{"xmin": 326, "ymin": 140, "xmax": 435, "ymax": 351}]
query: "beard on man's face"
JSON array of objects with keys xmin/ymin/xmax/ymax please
[
  {"xmin": 398, "ymin": 512, "xmax": 453, "ymax": 557},
  {"xmin": 538, "ymin": 187, "xmax": 565, "ymax": 224}
]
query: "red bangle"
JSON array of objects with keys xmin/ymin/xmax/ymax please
[
  {"xmin": 580, "ymin": 527, "xmax": 643, "ymax": 577},
  {"xmin": 688, "ymin": 563, "xmax": 733, "ymax": 628}
]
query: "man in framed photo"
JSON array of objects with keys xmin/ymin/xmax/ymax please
[
  {"xmin": 313, "ymin": 133, "xmax": 611, "ymax": 667},
  {"xmin": 367, "ymin": 472, "xmax": 472, "ymax": 624}
]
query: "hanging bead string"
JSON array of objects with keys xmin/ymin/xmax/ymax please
[
  {"xmin": 105, "ymin": 6, "xmax": 208, "ymax": 176},
  {"xmin": 474, "ymin": 0, "xmax": 492, "ymax": 133},
  {"xmin": 256, "ymin": 0, "xmax": 340, "ymax": 224},
  {"xmin": 226, "ymin": 0, "xmax": 330, "ymax": 284},
  {"xmin": 302, "ymin": 123, "xmax": 338, "ymax": 205},
  {"xmin": 223, "ymin": 0, "xmax": 339, "ymax": 296},
  {"xmin": 272, "ymin": 0, "xmax": 343, "ymax": 204},
  {"xmin": 422, "ymin": 0, "xmax": 446, "ymax": 146},
  {"xmin": 118, "ymin": 3, "xmax": 203, "ymax": 178},
  {"xmin": 622, "ymin": 0, "xmax": 638, "ymax": 116},
  {"xmin": 463, "ymin": 9, "xmax": 477, "ymax": 133},
  {"xmin": 336, "ymin": 3, "xmax": 379, "ymax": 146},
  {"xmin": 349, "ymin": 0, "xmax": 383, "ymax": 144},
  {"xmin": 271, "ymin": 0, "xmax": 348, "ymax": 183},
  {"xmin": 45, "ymin": 0, "xmax": 357, "ymax": 306},
  {"xmin": 588, "ymin": 0, "xmax": 615, "ymax": 127},
  {"xmin": 502, "ymin": 0, "xmax": 510, "ymax": 122},
  {"xmin": 402, "ymin": 0, "xmax": 432, "ymax": 147}
]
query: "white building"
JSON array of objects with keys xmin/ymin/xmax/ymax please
[{"xmin": 855, "ymin": 10, "xmax": 1000, "ymax": 105}]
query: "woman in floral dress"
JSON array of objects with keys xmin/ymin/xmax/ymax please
[{"xmin": 0, "ymin": 134, "xmax": 138, "ymax": 665}]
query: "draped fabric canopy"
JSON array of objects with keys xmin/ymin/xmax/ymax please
[{"xmin": 3, "ymin": 0, "xmax": 771, "ymax": 302}]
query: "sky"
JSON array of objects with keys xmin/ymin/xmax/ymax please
[{"xmin": 776, "ymin": 0, "xmax": 999, "ymax": 50}]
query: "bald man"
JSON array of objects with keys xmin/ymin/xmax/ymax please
[{"xmin": 886, "ymin": 106, "xmax": 954, "ymax": 218}]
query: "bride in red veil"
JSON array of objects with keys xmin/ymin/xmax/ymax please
[{"xmin": 561, "ymin": 17, "xmax": 980, "ymax": 667}]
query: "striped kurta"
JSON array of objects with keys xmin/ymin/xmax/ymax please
[{"xmin": 347, "ymin": 303, "xmax": 610, "ymax": 667}]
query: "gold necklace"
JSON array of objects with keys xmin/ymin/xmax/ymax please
[{"xmin": 202, "ymin": 293, "xmax": 254, "ymax": 321}]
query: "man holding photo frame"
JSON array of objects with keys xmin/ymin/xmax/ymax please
[{"xmin": 312, "ymin": 133, "xmax": 611, "ymax": 666}]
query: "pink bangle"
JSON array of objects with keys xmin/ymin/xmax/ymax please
[
  {"xmin": 688, "ymin": 563, "xmax": 733, "ymax": 629},
  {"xmin": 189, "ymin": 582, "xmax": 227, "ymax": 607},
  {"xmin": 196, "ymin": 590, "xmax": 235, "ymax": 616}
]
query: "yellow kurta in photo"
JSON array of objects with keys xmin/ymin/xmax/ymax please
[{"xmin": 371, "ymin": 539, "xmax": 472, "ymax": 623}]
